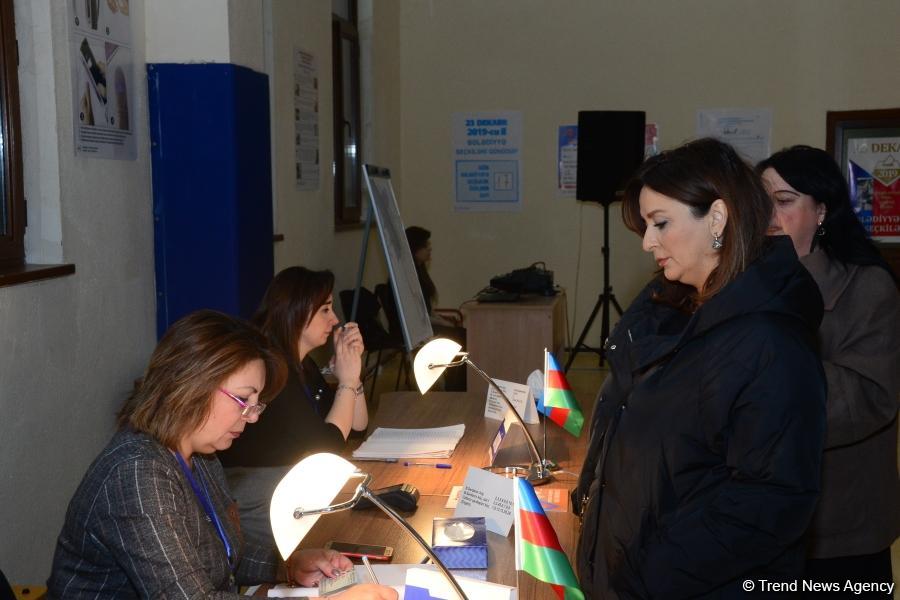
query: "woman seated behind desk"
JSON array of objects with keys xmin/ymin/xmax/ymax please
[
  {"xmin": 220, "ymin": 267, "xmax": 369, "ymax": 547},
  {"xmin": 47, "ymin": 310, "xmax": 395, "ymax": 600}
]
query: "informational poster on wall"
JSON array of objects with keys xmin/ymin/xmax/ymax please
[
  {"xmin": 293, "ymin": 47, "xmax": 320, "ymax": 190},
  {"xmin": 557, "ymin": 125, "xmax": 577, "ymax": 197},
  {"xmin": 846, "ymin": 137, "xmax": 900, "ymax": 242},
  {"xmin": 452, "ymin": 111, "xmax": 522, "ymax": 211},
  {"xmin": 696, "ymin": 107, "xmax": 772, "ymax": 165},
  {"xmin": 70, "ymin": 0, "xmax": 135, "ymax": 160}
]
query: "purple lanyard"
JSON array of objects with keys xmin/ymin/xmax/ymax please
[{"xmin": 174, "ymin": 452, "xmax": 235, "ymax": 571}]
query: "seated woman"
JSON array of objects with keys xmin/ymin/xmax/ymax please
[
  {"xmin": 47, "ymin": 310, "xmax": 395, "ymax": 600},
  {"xmin": 574, "ymin": 139, "xmax": 827, "ymax": 598},
  {"xmin": 220, "ymin": 267, "xmax": 369, "ymax": 546},
  {"xmin": 404, "ymin": 225, "xmax": 467, "ymax": 391}
]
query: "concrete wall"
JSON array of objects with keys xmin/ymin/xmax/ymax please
[
  {"xmin": 393, "ymin": 0, "xmax": 900, "ymax": 346},
  {"xmin": 1, "ymin": 0, "xmax": 155, "ymax": 582}
]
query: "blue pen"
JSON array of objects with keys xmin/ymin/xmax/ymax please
[{"xmin": 404, "ymin": 462, "xmax": 452, "ymax": 469}]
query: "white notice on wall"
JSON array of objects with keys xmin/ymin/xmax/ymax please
[
  {"xmin": 696, "ymin": 107, "xmax": 772, "ymax": 164},
  {"xmin": 293, "ymin": 47, "xmax": 320, "ymax": 190},
  {"xmin": 452, "ymin": 111, "xmax": 522, "ymax": 212},
  {"xmin": 454, "ymin": 467, "xmax": 515, "ymax": 536},
  {"xmin": 484, "ymin": 379, "xmax": 539, "ymax": 424}
]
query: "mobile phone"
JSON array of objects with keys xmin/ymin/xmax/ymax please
[{"xmin": 325, "ymin": 541, "xmax": 394, "ymax": 561}]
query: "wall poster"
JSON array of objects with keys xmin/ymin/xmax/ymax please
[
  {"xmin": 71, "ymin": 0, "xmax": 135, "ymax": 159},
  {"xmin": 453, "ymin": 111, "xmax": 522, "ymax": 212},
  {"xmin": 293, "ymin": 47, "xmax": 320, "ymax": 190}
]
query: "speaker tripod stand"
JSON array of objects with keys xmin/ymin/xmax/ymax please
[{"xmin": 565, "ymin": 200, "xmax": 624, "ymax": 371}]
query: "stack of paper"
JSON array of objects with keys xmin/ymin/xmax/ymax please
[{"xmin": 352, "ymin": 425, "xmax": 466, "ymax": 459}]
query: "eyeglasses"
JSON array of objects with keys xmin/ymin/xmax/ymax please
[{"xmin": 218, "ymin": 388, "xmax": 266, "ymax": 418}]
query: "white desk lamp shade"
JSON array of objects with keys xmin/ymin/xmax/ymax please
[
  {"xmin": 413, "ymin": 338, "xmax": 463, "ymax": 394},
  {"xmin": 270, "ymin": 453, "xmax": 357, "ymax": 559}
]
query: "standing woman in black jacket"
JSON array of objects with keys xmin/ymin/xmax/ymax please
[{"xmin": 574, "ymin": 138, "xmax": 827, "ymax": 599}]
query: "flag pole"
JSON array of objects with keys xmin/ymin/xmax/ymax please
[{"xmin": 541, "ymin": 349, "xmax": 560, "ymax": 471}]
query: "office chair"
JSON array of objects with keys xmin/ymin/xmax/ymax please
[
  {"xmin": 0, "ymin": 568, "xmax": 16, "ymax": 600},
  {"xmin": 372, "ymin": 283, "xmax": 414, "ymax": 390},
  {"xmin": 338, "ymin": 288, "xmax": 408, "ymax": 400}
]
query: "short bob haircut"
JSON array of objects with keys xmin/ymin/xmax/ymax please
[
  {"xmin": 253, "ymin": 266, "xmax": 335, "ymax": 366},
  {"xmin": 622, "ymin": 138, "xmax": 772, "ymax": 305},
  {"xmin": 118, "ymin": 309, "xmax": 287, "ymax": 451}
]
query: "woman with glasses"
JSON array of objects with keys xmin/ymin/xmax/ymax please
[
  {"xmin": 759, "ymin": 146, "xmax": 899, "ymax": 595},
  {"xmin": 220, "ymin": 267, "xmax": 368, "ymax": 547},
  {"xmin": 47, "ymin": 310, "xmax": 396, "ymax": 600}
]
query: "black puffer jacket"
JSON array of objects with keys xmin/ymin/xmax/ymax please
[{"xmin": 574, "ymin": 237, "xmax": 826, "ymax": 599}]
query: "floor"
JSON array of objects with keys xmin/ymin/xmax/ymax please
[{"xmin": 366, "ymin": 349, "xmax": 899, "ymax": 598}]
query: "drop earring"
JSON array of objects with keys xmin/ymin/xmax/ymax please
[
  {"xmin": 816, "ymin": 221, "xmax": 825, "ymax": 237},
  {"xmin": 712, "ymin": 232, "xmax": 723, "ymax": 250}
]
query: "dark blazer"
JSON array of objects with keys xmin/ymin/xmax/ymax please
[
  {"xmin": 48, "ymin": 429, "xmax": 282, "ymax": 599},
  {"xmin": 219, "ymin": 358, "xmax": 346, "ymax": 468},
  {"xmin": 574, "ymin": 237, "xmax": 827, "ymax": 599},
  {"xmin": 801, "ymin": 249, "xmax": 900, "ymax": 558}
]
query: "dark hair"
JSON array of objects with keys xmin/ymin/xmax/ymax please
[
  {"xmin": 623, "ymin": 138, "xmax": 772, "ymax": 305},
  {"xmin": 757, "ymin": 145, "xmax": 891, "ymax": 274},
  {"xmin": 405, "ymin": 226, "xmax": 436, "ymax": 302},
  {"xmin": 118, "ymin": 310, "xmax": 287, "ymax": 449},
  {"xmin": 253, "ymin": 266, "xmax": 335, "ymax": 366},
  {"xmin": 405, "ymin": 226, "xmax": 431, "ymax": 255}
]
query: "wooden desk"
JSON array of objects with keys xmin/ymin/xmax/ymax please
[
  {"xmin": 461, "ymin": 293, "xmax": 566, "ymax": 397},
  {"xmin": 276, "ymin": 391, "xmax": 588, "ymax": 599}
]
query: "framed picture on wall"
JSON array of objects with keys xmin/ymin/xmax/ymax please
[{"xmin": 825, "ymin": 108, "xmax": 900, "ymax": 243}]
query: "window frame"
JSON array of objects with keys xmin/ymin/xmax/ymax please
[
  {"xmin": 0, "ymin": 0, "xmax": 25, "ymax": 268},
  {"xmin": 332, "ymin": 2, "xmax": 363, "ymax": 229}
]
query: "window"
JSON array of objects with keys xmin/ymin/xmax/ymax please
[
  {"xmin": 0, "ymin": 0, "xmax": 25, "ymax": 268},
  {"xmin": 332, "ymin": 0, "xmax": 362, "ymax": 228}
]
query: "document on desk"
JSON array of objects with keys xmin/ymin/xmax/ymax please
[{"xmin": 352, "ymin": 425, "xmax": 466, "ymax": 459}]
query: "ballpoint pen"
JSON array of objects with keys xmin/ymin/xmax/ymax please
[
  {"xmin": 361, "ymin": 555, "xmax": 379, "ymax": 584},
  {"xmin": 403, "ymin": 462, "xmax": 452, "ymax": 469},
  {"xmin": 354, "ymin": 458, "xmax": 398, "ymax": 463}
]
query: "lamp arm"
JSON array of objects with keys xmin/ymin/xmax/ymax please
[
  {"xmin": 362, "ymin": 488, "xmax": 470, "ymax": 600},
  {"xmin": 463, "ymin": 357, "xmax": 544, "ymax": 467},
  {"xmin": 293, "ymin": 472, "xmax": 371, "ymax": 519}
]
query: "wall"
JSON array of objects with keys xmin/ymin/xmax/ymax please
[
  {"xmin": 0, "ymin": 0, "xmax": 156, "ymax": 583},
  {"xmin": 394, "ymin": 0, "xmax": 900, "ymax": 346}
]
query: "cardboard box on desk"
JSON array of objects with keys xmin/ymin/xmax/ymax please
[{"xmin": 431, "ymin": 516, "xmax": 488, "ymax": 569}]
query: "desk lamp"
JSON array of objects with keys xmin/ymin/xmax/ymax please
[
  {"xmin": 413, "ymin": 338, "xmax": 551, "ymax": 485},
  {"xmin": 270, "ymin": 453, "xmax": 470, "ymax": 600}
]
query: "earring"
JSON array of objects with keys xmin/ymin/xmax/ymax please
[
  {"xmin": 712, "ymin": 232, "xmax": 723, "ymax": 250},
  {"xmin": 816, "ymin": 221, "xmax": 825, "ymax": 237}
]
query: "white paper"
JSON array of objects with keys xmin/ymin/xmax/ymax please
[
  {"xmin": 405, "ymin": 567, "xmax": 516, "ymax": 600},
  {"xmin": 352, "ymin": 425, "xmax": 465, "ymax": 459},
  {"xmin": 454, "ymin": 467, "xmax": 515, "ymax": 536},
  {"xmin": 696, "ymin": 107, "xmax": 772, "ymax": 164},
  {"xmin": 484, "ymin": 379, "xmax": 538, "ymax": 424},
  {"xmin": 452, "ymin": 111, "xmax": 523, "ymax": 212},
  {"xmin": 267, "ymin": 564, "xmax": 412, "ymax": 597}
]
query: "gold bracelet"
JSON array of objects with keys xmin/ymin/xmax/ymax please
[{"xmin": 336, "ymin": 383, "xmax": 364, "ymax": 396}]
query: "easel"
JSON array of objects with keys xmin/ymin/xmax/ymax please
[{"xmin": 564, "ymin": 199, "xmax": 623, "ymax": 371}]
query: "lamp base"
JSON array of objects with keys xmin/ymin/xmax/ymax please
[
  {"xmin": 483, "ymin": 464, "xmax": 552, "ymax": 486},
  {"xmin": 541, "ymin": 458, "xmax": 561, "ymax": 472}
]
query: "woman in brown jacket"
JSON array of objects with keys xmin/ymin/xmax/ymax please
[{"xmin": 760, "ymin": 146, "xmax": 899, "ymax": 594}]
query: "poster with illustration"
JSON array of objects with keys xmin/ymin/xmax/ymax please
[
  {"xmin": 846, "ymin": 137, "xmax": 900, "ymax": 242},
  {"xmin": 71, "ymin": 0, "xmax": 135, "ymax": 159}
]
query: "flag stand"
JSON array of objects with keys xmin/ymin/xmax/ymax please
[{"xmin": 540, "ymin": 414, "xmax": 560, "ymax": 471}]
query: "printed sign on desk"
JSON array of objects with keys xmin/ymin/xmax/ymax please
[
  {"xmin": 454, "ymin": 467, "xmax": 515, "ymax": 536},
  {"xmin": 484, "ymin": 378, "xmax": 539, "ymax": 424}
]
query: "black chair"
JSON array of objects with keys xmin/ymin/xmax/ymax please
[
  {"xmin": 338, "ymin": 287, "xmax": 408, "ymax": 399},
  {"xmin": 0, "ymin": 568, "xmax": 16, "ymax": 600}
]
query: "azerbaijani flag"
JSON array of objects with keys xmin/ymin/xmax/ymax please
[
  {"xmin": 541, "ymin": 350, "xmax": 584, "ymax": 437},
  {"xmin": 514, "ymin": 478, "xmax": 584, "ymax": 600}
]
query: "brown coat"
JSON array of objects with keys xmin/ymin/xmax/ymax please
[{"xmin": 801, "ymin": 249, "xmax": 900, "ymax": 558}]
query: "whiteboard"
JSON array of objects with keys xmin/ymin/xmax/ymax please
[{"xmin": 363, "ymin": 165, "xmax": 433, "ymax": 351}]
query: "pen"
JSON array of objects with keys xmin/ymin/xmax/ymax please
[
  {"xmin": 355, "ymin": 458, "xmax": 398, "ymax": 463},
  {"xmin": 361, "ymin": 555, "xmax": 379, "ymax": 584},
  {"xmin": 403, "ymin": 462, "xmax": 452, "ymax": 469}
]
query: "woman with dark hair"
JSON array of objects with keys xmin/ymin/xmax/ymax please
[
  {"xmin": 759, "ymin": 146, "xmax": 899, "ymax": 593},
  {"xmin": 48, "ymin": 310, "xmax": 395, "ymax": 600},
  {"xmin": 220, "ymin": 267, "xmax": 369, "ymax": 546},
  {"xmin": 573, "ymin": 138, "xmax": 827, "ymax": 598}
]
